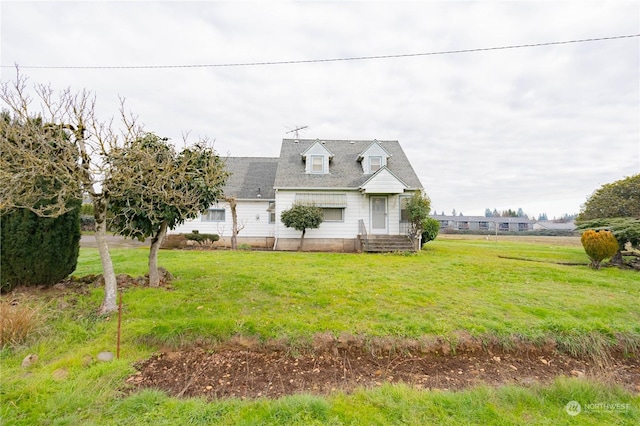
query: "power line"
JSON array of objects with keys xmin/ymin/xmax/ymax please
[{"xmin": 3, "ymin": 34, "xmax": 638, "ymax": 70}]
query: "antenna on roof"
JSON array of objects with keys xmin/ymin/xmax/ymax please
[{"xmin": 285, "ymin": 125, "xmax": 308, "ymax": 139}]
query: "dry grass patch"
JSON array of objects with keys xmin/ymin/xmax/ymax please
[{"xmin": 0, "ymin": 299, "xmax": 44, "ymax": 348}]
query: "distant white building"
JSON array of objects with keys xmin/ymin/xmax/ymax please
[{"xmin": 430, "ymin": 215, "xmax": 534, "ymax": 233}]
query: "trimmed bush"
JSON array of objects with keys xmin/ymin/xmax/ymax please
[
  {"xmin": 421, "ymin": 217, "xmax": 440, "ymax": 245},
  {"xmin": 184, "ymin": 233, "xmax": 219, "ymax": 243},
  {"xmin": 161, "ymin": 233, "xmax": 220, "ymax": 249},
  {"xmin": 1, "ymin": 202, "xmax": 81, "ymax": 292},
  {"xmin": 580, "ymin": 229, "xmax": 619, "ymax": 269},
  {"xmin": 161, "ymin": 234, "xmax": 188, "ymax": 249}
]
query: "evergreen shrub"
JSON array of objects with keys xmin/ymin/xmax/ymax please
[
  {"xmin": 1, "ymin": 202, "xmax": 81, "ymax": 292},
  {"xmin": 580, "ymin": 229, "xmax": 619, "ymax": 269},
  {"xmin": 421, "ymin": 217, "xmax": 440, "ymax": 245}
]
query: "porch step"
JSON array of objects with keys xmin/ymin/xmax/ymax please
[{"xmin": 362, "ymin": 235, "xmax": 415, "ymax": 253}]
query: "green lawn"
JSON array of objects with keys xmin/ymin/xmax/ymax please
[{"xmin": 1, "ymin": 238, "xmax": 638, "ymax": 424}]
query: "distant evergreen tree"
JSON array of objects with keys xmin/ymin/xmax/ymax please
[
  {"xmin": 538, "ymin": 213, "xmax": 548, "ymax": 221},
  {"xmin": 485, "ymin": 208, "xmax": 493, "ymax": 217},
  {"xmin": 1, "ymin": 200, "xmax": 81, "ymax": 292}
]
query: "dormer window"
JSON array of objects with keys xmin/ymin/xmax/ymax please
[
  {"xmin": 358, "ymin": 141, "xmax": 391, "ymax": 174},
  {"xmin": 311, "ymin": 155, "xmax": 324, "ymax": 173},
  {"xmin": 369, "ymin": 156, "xmax": 382, "ymax": 173},
  {"xmin": 302, "ymin": 141, "xmax": 333, "ymax": 174}
]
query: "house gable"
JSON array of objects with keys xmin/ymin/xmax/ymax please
[
  {"xmin": 301, "ymin": 140, "xmax": 334, "ymax": 174},
  {"xmin": 357, "ymin": 140, "xmax": 392, "ymax": 174},
  {"xmin": 274, "ymin": 139, "xmax": 423, "ymax": 191},
  {"xmin": 359, "ymin": 167, "xmax": 408, "ymax": 194}
]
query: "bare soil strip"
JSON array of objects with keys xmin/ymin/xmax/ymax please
[{"xmin": 128, "ymin": 343, "xmax": 640, "ymax": 400}]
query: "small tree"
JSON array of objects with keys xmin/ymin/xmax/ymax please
[
  {"xmin": 406, "ymin": 191, "xmax": 432, "ymax": 244},
  {"xmin": 581, "ymin": 229, "xmax": 619, "ymax": 269},
  {"xmin": 280, "ymin": 204, "xmax": 323, "ymax": 251},
  {"xmin": 108, "ymin": 134, "xmax": 228, "ymax": 287}
]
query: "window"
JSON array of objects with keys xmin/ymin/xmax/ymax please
[
  {"xmin": 202, "ymin": 208, "xmax": 225, "ymax": 222},
  {"xmin": 479, "ymin": 221, "xmax": 489, "ymax": 230},
  {"xmin": 499, "ymin": 222, "xmax": 509, "ymax": 231},
  {"xmin": 369, "ymin": 156, "xmax": 382, "ymax": 173},
  {"xmin": 311, "ymin": 155, "xmax": 324, "ymax": 173},
  {"xmin": 322, "ymin": 208, "xmax": 344, "ymax": 222},
  {"xmin": 267, "ymin": 201, "xmax": 276, "ymax": 224},
  {"xmin": 518, "ymin": 223, "xmax": 529, "ymax": 231},
  {"xmin": 399, "ymin": 196, "xmax": 410, "ymax": 222}
]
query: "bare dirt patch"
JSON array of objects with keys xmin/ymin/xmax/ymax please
[{"xmin": 127, "ymin": 339, "xmax": 640, "ymax": 400}]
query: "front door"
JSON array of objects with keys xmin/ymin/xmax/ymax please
[{"xmin": 370, "ymin": 196, "xmax": 387, "ymax": 234}]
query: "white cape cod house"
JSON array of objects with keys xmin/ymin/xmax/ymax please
[{"xmin": 171, "ymin": 139, "xmax": 424, "ymax": 252}]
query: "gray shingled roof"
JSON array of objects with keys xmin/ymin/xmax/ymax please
[
  {"xmin": 222, "ymin": 157, "xmax": 278, "ymax": 199},
  {"xmin": 273, "ymin": 139, "xmax": 423, "ymax": 190}
]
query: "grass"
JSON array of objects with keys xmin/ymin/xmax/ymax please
[
  {"xmin": 73, "ymin": 238, "xmax": 640, "ymax": 349},
  {"xmin": 1, "ymin": 236, "xmax": 639, "ymax": 424}
]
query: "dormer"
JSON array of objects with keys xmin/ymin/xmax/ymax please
[
  {"xmin": 301, "ymin": 140, "xmax": 334, "ymax": 174},
  {"xmin": 357, "ymin": 140, "xmax": 391, "ymax": 174}
]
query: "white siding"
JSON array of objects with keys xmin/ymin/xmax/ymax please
[
  {"xmin": 171, "ymin": 190, "xmax": 418, "ymax": 246},
  {"xmin": 360, "ymin": 169, "xmax": 407, "ymax": 194},
  {"xmin": 170, "ymin": 200, "xmax": 275, "ymax": 240},
  {"xmin": 275, "ymin": 190, "xmax": 364, "ymax": 239}
]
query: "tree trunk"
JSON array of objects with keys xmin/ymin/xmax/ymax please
[
  {"xmin": 148, "ymin": 221, "xmax": 168, "ymax": 288},
  {"xmin": 231, "ymin": 202, "xmax": 238, "ymax": 250},
  {"xmin": 610, "ymin": 249, "xmax": 623, "ymax": 266},
  {"xmin": 298, "ymin": 229, "xmax": 306, "ymax": 251},
  {"xmin": 95, "ymin": 198, "xmax": 118, "ymax": 314}
]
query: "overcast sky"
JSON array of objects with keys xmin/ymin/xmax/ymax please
[{"xmin": 2, "ymin": 1, "xmax": 639, "ymax": 219}]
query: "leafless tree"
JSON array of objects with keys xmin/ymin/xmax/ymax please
[
  {"xmin": 224, "ymin": 196, "xmax": 246, "ymax": 250},
  {"xmin": 1, "ymin": 70, "xmax": 143, "ymax": 313}
]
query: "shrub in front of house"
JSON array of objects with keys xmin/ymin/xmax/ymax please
[
  {"xmin": 161, "ymin": 234, "xmax": 187, "ymax": 249},
  {"xmin": 161, "ymin": 233, "xmax": 220, "ymax": 249},
  {"xmin": 421, "ymin": 217, "xmax": 440, "ymax": 246},
  {"xmin": 184, "ymin": 233, "xmax": 219, "ymax": 244}
]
